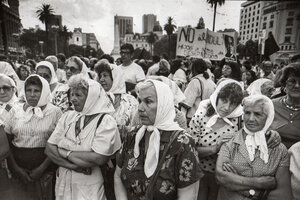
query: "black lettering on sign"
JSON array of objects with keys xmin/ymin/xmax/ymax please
[{"xmin": 178, "ymin": 28, "xmax": 195, "ymax": 43}]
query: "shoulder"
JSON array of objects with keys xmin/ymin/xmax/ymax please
[{"xmin": 122, "ymin": 93, "xmax": 138, "ymax": 104}]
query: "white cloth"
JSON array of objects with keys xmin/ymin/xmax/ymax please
[
  {"xmin": 23, "ymin": 75, "xmax": 51, "ymax": 122},
  {"xmin": 36, "ymin": 61, "xmax": 58, "ymax": 84},
  {"xmin": 246, "ymin": 78, "xmax": 272, "ymax": 96},
  {"xmin": 133, "ymin": 80, "xmax": 183, "ymax": 177},
  {"xmin": 206, "ymin": 79, "xmax": 244, "ymax": 128},
  {"xmin": 0, "ymin": 61, "xmax": 19, "ymax": 83},
  {"xmin": 146, "ymin": 63, "xmax": 159, "ymax": 76},
  {"xmin": 243, "ymin": 95, "xmax": 274, "ymax": 164},
  {"xmin": 107, "ymin": 64, "xmax": 126, "ymax": 103},
  {"xmin": 120, "ymin": 62, "xmax": 145, "ymax": 84}
]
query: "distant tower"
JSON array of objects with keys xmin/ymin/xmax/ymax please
[
  {"xmin": 143, "ymin": 14, "xmax": 157, "ymax": 33},
  {"xmin": 111, "ymin": 17, "xmax": 121, "ymax": 57}
]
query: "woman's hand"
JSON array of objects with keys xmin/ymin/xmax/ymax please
[
  {"xmin": 222, "ymin": 163, "xmax": 238, "ymax": 174},
  {"xmin": 29, "ymin": 166, "xmax": 44, "ymax": 180},
  {"xmin": 266, "ymin": 130, "xmax": 281, "ymax": 148},
  {"xmin": 256, "ymin": 176, "xmax": 277, "ymax": 190},
  {"xmin": 14, "ymin": 166, "xmax": 33, "ymax": 183}
]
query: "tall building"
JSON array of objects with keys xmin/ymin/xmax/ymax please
[
  {"xmin": 0, "ymin": 0, "xmax": 22, "ymax": 56},
  {"xmin": 143, "ymin": 14, "xmax": 157, "ymax": 33},
  {"xmin": 239, "ymin": 1, "xmax": 266, "ymax": 44},
  {"xmin": 114, "ymin": 15, "xmax": 133, "ymax": 40}
]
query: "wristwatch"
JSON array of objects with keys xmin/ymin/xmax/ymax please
[{"xmin": 249, "ymin": 189, "xmax": 255, "ymax": 198}]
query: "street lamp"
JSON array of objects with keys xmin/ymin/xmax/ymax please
[
  {"xmin": 51, "ymin": 25, "xmax": 59, "ymax": 55},
  {"xmin": 39, "ymin": 41, "xmax": 44, "ymax": 56}
]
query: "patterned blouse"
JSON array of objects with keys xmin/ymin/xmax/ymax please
[
  {"xmin": 117, "ymin": 127, "xmax": 203, "ymax": 200},
  {"xmin": 189, "ymin": 102, "xmax": 241, "ymax": 173}
]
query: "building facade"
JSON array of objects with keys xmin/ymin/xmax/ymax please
[
  {"xmin": 0, "ymin": 0, "xmax": 22, "ymax": 57},
  {"xmin": 69, "ymin": 28, "xmax": 99, "ymax": 50},
  {"xmin": 124, "ymin": 33, "xmax": 151, "ymax": 52},
  {"xmin": 114, "ymin": 15, "xmax": 133, "ymax": 40},
  {"xmin": 143, "ymin": 14, "xmax": 157, "ymax": 33}
]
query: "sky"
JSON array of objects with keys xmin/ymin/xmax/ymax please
[{"xmin": 19, "ymin": 0, "xmax": 245, "ymax": 53}]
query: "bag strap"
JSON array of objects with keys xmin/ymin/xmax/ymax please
[
  {"xmin": 96, "ymin": 113, "xmax": 107, "ymax": 128},
  {"xmin": 145, "ymin": 130, "xmax": 182, "ymax": 200},
  {"xmin": 195, "ymin": 77, "xmax": 203, "ymax": 100}
]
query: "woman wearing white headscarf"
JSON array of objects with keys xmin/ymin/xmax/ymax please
[
  {"xmin": 114, "ymin": 80, "xmax": 202, "ymax": 200},
  {"xmin": 246, "ymin": 78, "xmax": 275, "ymax": 98},
  {"xmin": 45, "ymin": 74, "xmax": 121, "ymax": 200},
  {"xmin": 4, "ymin": 74, "xmax": 62, "ymax": 200},
  {"xmin": 216, "ymin": 95, "xmax": 292, "ymax": 200}
]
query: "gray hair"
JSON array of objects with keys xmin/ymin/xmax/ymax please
[
  {"xmin": 242, "ymin": 95, "xmax": 272, "ymax": 117},
  {"xmin": 66, "ymin": 56, "xmax": 84, "ymax": 71},
  {"xmin": 68, "ymin": 74, "xmax": 89, "ymax": 95},
  {"xmin": 135, "ymin": 80, "xmax": 154, "ymax": 95},
  {"xmin": 45, "ymin": 55, "xmax": 58, "ymax": 69}
]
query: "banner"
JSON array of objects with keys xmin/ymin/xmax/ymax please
[{"xmin": 176, "ymin": 27, "xmax": 232, "ymax": 60}]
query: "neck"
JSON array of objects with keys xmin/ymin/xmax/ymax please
[
  {"xmin": 286, "ymin": 95, "xmax": 300, "ymax": 108},
  {"xmin": 122, "ymin": 60, "xmax": 132, "ymax": 66}
]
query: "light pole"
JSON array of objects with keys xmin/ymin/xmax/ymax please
[
  {"xmin": 39, "ymin": 41, "xmax": 44, "ymax": 56},
  {"xmin": 51, "ymin": 25, "xmax": 59, "ymax": 55}
]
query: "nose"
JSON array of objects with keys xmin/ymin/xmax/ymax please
[
  {"xmin": 223, "ymin": 101, "xmax": 230, "ymax": 111},
  {"xmin": 138, "ymin": 103, "xmax": 145, "ymax": 112},
  {"xmin": 248, "ymin": 113, "xmax": 255, "ymax": 121}
]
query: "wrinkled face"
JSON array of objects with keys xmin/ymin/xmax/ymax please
[
  {"xmin": 0, "ymin": 77, "xmax": 14, "ymax": 103},
  {"xmin": 25, "ymin": 84, "xmax": 42, "ymax": 107},
  {"xmin": 70, "ymin": 87, "xmax": 88, "ymax": 112},
  {"xmin": 37, "ymin": 66, "xmax": 52, "ymax": 83},
  {"xmin": 285, "ymin": 73, "xmax": 300, "ymax": 99},
  {"xmin": 120, "ymin": 49, "xmax": 132, "ymax": 64},
  {"xmin": 222, "ymin": 65, "xmax": 232, "ymax": 77},
  {"xmin": 65, "ymin": 60, "xmax": 81, "ymax": 80},
  {"xmin": 98, "ymin": 71, "xmax": 113, "ymax": 92},
  {"xmin": 260, "ymin": 81, "xmax": 275, "ymax": 98},
  {"xmin": 138, "ymin": 86, "xmax": 157, "ymax": 126},
  {"xmin": 244, "ymin": 103, "xmax": 267, "ymax": 132},
  {"xmin": 216, "ymin": 98, "xmax": 238, "ymax": 117}
]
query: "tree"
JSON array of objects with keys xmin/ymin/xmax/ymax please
[
  {"xmin": 196, "ymin": 17, "xmax": 205, "ymax": 29},
  {"xmin": 245, "ymin": 39, "xmax": 259, "ymax": 64},
  {"xmin": 146, "ymin": 32, "xmax": 158, "ymax": 56},
  {"xmin": 0, "ymin": 0, "xmax": 8, "ymax": 55},
  {"xmin": 164, "ymin": 17, "xmax": 177, "ymax": 59},
  {"xmin": 207, "ymin": 0, "xmax": 225, "ymax": 31},
  {"xmin": 36, "ymin": 4, "xmax": 55, "ymax": 55},
  {"xmin": 58, "ymin": 25, "xmax": 72, "ymax": 57},
  {"xmin": 153, "ymin": 34, "xmax": 177, "ymax": 58}
]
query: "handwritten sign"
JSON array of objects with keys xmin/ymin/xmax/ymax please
[{"xmin": 176, "ymin": 27, "xmax": 228, "ymax": 60}]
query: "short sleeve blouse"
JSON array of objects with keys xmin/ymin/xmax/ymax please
[{"xmin": 116, "ymin": 128, "xmax": 203, "ymax": 200}]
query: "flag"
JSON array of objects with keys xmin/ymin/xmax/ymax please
[{"xmin": 264, "ymin": 32, "xmax": 280, "ymax": 60}]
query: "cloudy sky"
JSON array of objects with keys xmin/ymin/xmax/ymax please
[{"xmin": 19, "ymin": 0, "xmax": 245, "ymax": 53}]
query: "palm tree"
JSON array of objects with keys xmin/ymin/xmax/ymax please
[
  {"xmin": 146, "ymin": 32, "xmax": 158, "ymax": 56},
  {"xmin": 0, "ymin": 0, "xmax": 8, "ymax": 55},
  {"xmin": 164, "ymin": 17, "xmax": 177, "ymax": 59},
  {"xmin": 36, "ymin": 4, "xmax": 54, "ymax": 55},
  {"xmin": 207, "ymin": 0, "xmax": 225, "ymax": 31}
]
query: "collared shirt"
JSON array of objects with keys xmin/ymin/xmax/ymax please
[
  {"xmin": 117, "ymin": 128, "xmax": 203, "ymax": 200},
  {"xmin": 5, "ymin": 103, "xmax": 62, "ymax": 148},
  {"xmin": 217, "ymin": 130, "xmax": 289, "ymax": 200}
]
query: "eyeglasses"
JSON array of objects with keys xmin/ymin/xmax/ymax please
[
  {"xmin": 64, "ymin": 66, "xmax": 79, "ymax": 73},
  {"xmin": 120, "ymin": 51, "xmax": 131, "ymax": 55},
  {"xmin": 0, "ymin": 86, "xmax": 13, "ymax": 92},
  {"xmin": 286, "ymin": 78, "xmax": 300, "ymax": 87}
]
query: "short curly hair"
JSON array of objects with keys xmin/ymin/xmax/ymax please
[
  {"xmin": 94, "ymin": 59, "xmax": 113, "ymax": 80},
  {"xmin": 280, "ymin": 62, "xmax": 300, "ymax": 86},
  {"xmin": 68, "ymin": 74, "xmax": 89, "ymax": 96}
]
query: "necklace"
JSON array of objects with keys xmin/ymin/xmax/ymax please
[{"xmin": 283, "ymin": 96, "xmax": 300, "ymax": 111}]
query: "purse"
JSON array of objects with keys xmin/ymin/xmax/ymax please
[{"xmin": 145, "ymin": 130, "xmax": 182, "ymax": 200}]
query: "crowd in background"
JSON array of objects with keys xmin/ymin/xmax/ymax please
[{"xmin": 0, "ymin": 43, "xmax": 300, "ymax": 200}]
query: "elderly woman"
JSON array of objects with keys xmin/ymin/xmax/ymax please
[
  {"xmin": 246, "ymin": 78, "xmax": 275, "ymax": 98},
  {"xmin": 5, "ymin": 75, "xmax": 62, "ymax": 200},
  {"xmin": 114, "ymin": 80, "xmax": 202, "ymax": 200},
  {"xmin": 45, "ymin": 74, "xmax": 121, "ymax": 200},
  {"xmin": 271, "ymin": 63, "xmax": 300, "ymax": 149},
  {"xmin": 181, "ymin": 59, "xmax": 216, "ymax": 124},
  {"xmin": 94, "ymin": 59, "xmax": 138, "ymax": 130},
  {"xmin": 64, "ymin": 56, "xmax": 89, "ymax": 80},
  {"xmin": 216, "ymin": 95, "xmax": 292, "ymax": 200}
]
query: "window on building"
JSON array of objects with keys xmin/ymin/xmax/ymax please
[
  {"xmin": 250, "ymin": 7, "xmax": 251, "ymax": 11},
  {"xmin": 256, "ymin": 28, "xmax": 258, "ymax": 32},
  {"xmin": 244, "ymin": 20, "xmax": 246, "ymax": 24},
  {"xmin": 286, "ymin": 18, "xmax": 294, "ymax": 26},
  {"xmin": 257, "ymin": 16, "xmax": 259, "ymax": 20},
  {"xmin": 284, "ymin": 36, "xmax": 291, "ymax": 43},
  {"xmin": 252, "ymin": 17, "xmax": 255, "ymax": 21},
  {"xmin": 285, "ymin": 28, "xmax": 292, "ymax": 34},
  {"xmin": 244, "ymin": 25, "xmax": 246, "ymax": 29},
  {"xmin": 263, "ymin": 22, "xmax": 266, "ymax": 29},
  {"xmin": 249, "ymin": 13, "xmax": 251, "ymax": 17},
  {"xmin": 264, "ymin": 16, "xmax": 267, "ymax": 21},
  {"xmin": 289, "ymin": 46, "xmax": 292, "ymax": 50},
  {"xmin": 252, "ymin": 23, "xmax": 254, "ymax": 27},
  {"xmin": 255, "ymin": 34, "xmax": 257, "ymax": 38},
  {"xmin": 76, "ymin": 37, "xmax": 79, "ymax": 42},
  {"xmin": 253, "ymin": 12, "xmax": 255, "ymax": 16},
  {"xmin": 281, "ymin": 46, "xmax": 284, "ymax": 50},
  {"xmin": 254, "ymin": 5, "xmax": 256, "ymax": 9},
  {"xmin": 257, "ymin": 10, "xmax": 260, "ymax": 14},
  {"xmin": 285, "ymin": 46, "xmax": 288, "ymax": 50},
  {"xmin": 251, "ymin": 29, "xmax": 253, "ymax": 33},
  {"xmin": 248, "ymin": 24, "xmax": 250, "ymax": 28},
  {"xmin": 243, "ymin": 36, "xmax": 245, "ymax": 40},
  {"xmin": 288, "ymin": 11, "xmax": 294, "ymax": 16},
  {"xmin": 269, "ymin": 21, "xmax": 274, "ymax": 28},
  {"xmin": 271, "ymin": 14, "xmax": 274, "ymax": 19},
  {"xmin": 248, "ymin": 19, "xmax": 250, "ymax": 23},
  {"xmin": 247, "ymin": 30, "xmax": 249, "ymax": 34},
  {"xmin": 256, "ymin": 22, "xmax": 259, "ymax": 26},
  {"xmin": 258, "ymin": 4, "xmax": 260, "ymax": 8},
  {"xmin": 245, "ymin": 9, "xmax": 247, "ymax": 12}
]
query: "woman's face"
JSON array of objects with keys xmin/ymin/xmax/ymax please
[
  {"xmin": 138, "ymin": 85, "xmax": 157, "ymax": 126},
  {"xmin": 99, "ymin": 71, "xmax": 113, "ymax": 92},
  {"xmin": 0, "ymin": 77, "xmax": 14, "ymax": 103},
  {"xmin": 216, "ymin": 98, "xmax": 238, "ymax": 117},
  {"xmin": 20, "ymin": 67, "xmax": 29, "ymax": 80},
  {"xmin": 260, "ymin": 81, "xmax": 275, "ymax": 98},
  {"xmin": 25, "ymin": 84, "xmax": 42, "ymax": 107},
  {"xmin": 70, "ymin": 87, "xmax": 88, "ymax": 112},
  {"xmin": 285, "ymin": 73, "xmax": 300, "ymax": 99},
  {"xmin": 245, "ymin": 71, "xmax": 253, "ymax": 81},
  {"xmin": 37, "ymin": 66, "xmax": 52, "ymax": 83},
  {"xmin": 222, "ymin": 65, "xmax": 232, "ymax": 77},
  {"xmin": 65, "ymin": 60, "xmax": 81, "ymax": 80},
  {"xmin": 244, "ymin": 103, "xmax": 267, "ymax": 132}
]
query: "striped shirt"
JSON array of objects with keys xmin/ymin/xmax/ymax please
[{"xmin": 4, "ymin": 103, "xmax": 62, "ymax": 148}]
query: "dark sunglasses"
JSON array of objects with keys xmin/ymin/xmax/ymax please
[{"xmin": 64, "ymin": 66, "xmax": 79, "ymax": 73}]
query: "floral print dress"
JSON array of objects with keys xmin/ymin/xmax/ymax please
[{"xmin": 117, "ymin": 127, "xmax": 203, "ymax": 200}]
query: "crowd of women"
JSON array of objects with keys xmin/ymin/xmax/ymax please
[{"xmin": 0, "ymin": 45, "xmax": 299, "ymax": 200}]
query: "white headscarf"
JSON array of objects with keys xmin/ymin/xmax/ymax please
[
  {"xmin": 246, "ymin": 78, "xmax": 272, "ymax": 96},
  {"xmin": 206, "ymin": 79, "xmax": 244, "ymax": 128},
  {"xmin": 148, "ymin": 75, "xmax": 186, "ymax": 105},
  {"xmin": 0, "ymin": 61, "xmax": 19, "ymax": 83},
  {"xmin": 134, "ymin": 80, "xmax": 183, "ymax": 178},
  {"xmin": 36, "ymin": 61, "xmax": 58, "ymax": 84},
  {"xmin": 24, "ymin": 74, "xmax": 51, "ymax": 122},
  {"xmin": 107, "ymin": 64, "xmax": 126, "ymax": 103},
  {"xmin": 0, "ymin": 74, "xmax": 18, "ymax": 114},
  {"xmin": 243, "ymin": 95, "xmax": 274, "ymax": 164}
]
